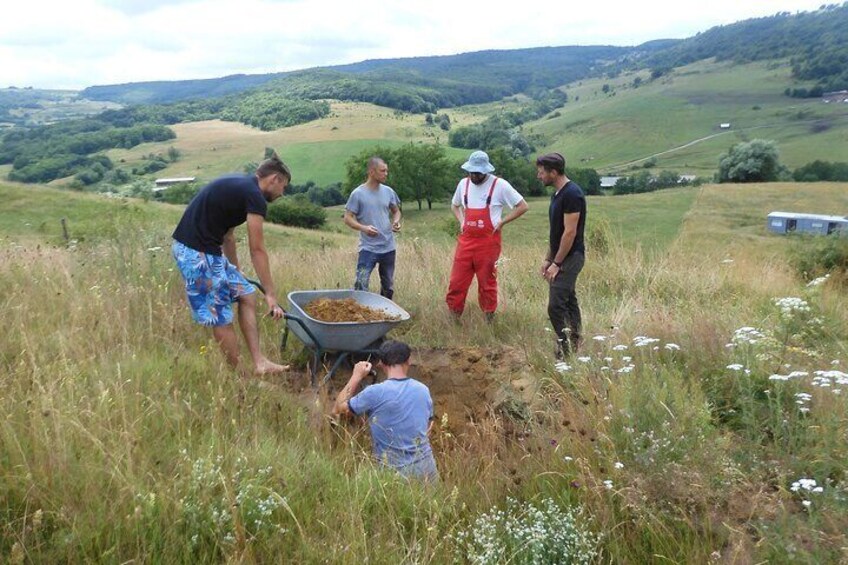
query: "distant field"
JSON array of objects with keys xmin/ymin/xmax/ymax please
[
  {"xmin": 105, "ymin": 102, "xmax": 478, "ymax": 186},
  {"xmin": 529, "ymin": 59, "xmax": 848, "ymax": 174}
]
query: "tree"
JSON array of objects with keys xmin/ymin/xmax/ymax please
[
  {"xmin": 717, "ymin": 139, "xmax": 786, "ymax": 183},
  {"xmin": 342, "ymin": 144, "xmax": 455, "ymax": 210},
  {"xmin": 567, "ymin": 168, "xmax": 601, "ymax": 195}
]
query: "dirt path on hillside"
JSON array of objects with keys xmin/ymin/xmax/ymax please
[{"xmin": 605, "ymin": 115, "xmax": 848, "ymax": 172}]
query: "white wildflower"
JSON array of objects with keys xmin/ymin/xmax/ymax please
[
  {"xmin": 633, "ymin": 336, "xmax": 660, "ymax": 347},
  {"xmin": 774, "ymin": 297, "xmax": 811, "ymax": 316},
  {"xmin": 806, "ymin": 274, "xmax": 830, "ymax": 287}
]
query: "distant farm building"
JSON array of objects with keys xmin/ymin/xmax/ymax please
[
  {"xmin": 153, "ymin": 177, "xmax": 196, "ymax": 196},
  {"xmin": 822, "ymin": 90, "xmax": 848, "ymax": 103},
  {"xmin": 155, "ymin": 177, "xmax": 196, "ymax": 188},
  {"xmin": 678, "ymin": 175, "xmax": 698, "ymax": 184},
  {"xmin": 600, "ymin": 176, "xmax": 621, "ymax": 189},
  {"xmin": 767, "ymin": 212, "xmax": 848, "ymax": 235},
  {"xmin": 719, "ymin": 123, "xmax": 731, "ymax": 129}
]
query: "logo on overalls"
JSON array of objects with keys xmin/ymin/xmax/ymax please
[{"xmin": 477, "ymin": 220, "xmax": 484, "ymax": 228}]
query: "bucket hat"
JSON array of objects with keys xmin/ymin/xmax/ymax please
[{"xmin": 461, "ymin": 150, "xmax": 495, "ymax": 174}]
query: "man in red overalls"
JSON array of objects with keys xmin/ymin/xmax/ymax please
[{"xmin": 446, "ymin": 151, "xmax": 528, "ymax": 320}]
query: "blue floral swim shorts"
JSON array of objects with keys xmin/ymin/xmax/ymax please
[{"xmin": 172, "ymin": 240, "xmax": 255, "ymax": 327}]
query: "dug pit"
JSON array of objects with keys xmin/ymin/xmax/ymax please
[{"xmin": 282, "ymin": 346, "xmax": 538, "ymax": 438}]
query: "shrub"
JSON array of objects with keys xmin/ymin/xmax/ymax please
[
  {"xmin": 790, "ymin": 234, "xmax": 848, "ymax": 279},
  {"xmin": 266, "ymin": 194, "xmax": 326, "ymax": 229},
  {"xmin": 159, "ymin": 182, "xmax": 200, "ymax": 205}
]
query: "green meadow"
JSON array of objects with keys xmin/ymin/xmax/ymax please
[
  {"xmin": 530, "ymin": 59, "xmax": 848, "ymax": 174},
  {"xmin": 2, "ymin": 179, "xmax": 847, "ymax": 562}
]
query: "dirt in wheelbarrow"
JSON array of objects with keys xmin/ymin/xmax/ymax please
[
  {"xmin": 304, "ymin": 298, "xmax": 400, "ymax": 323},
  {"xmin": 281, "ymin": 346, "xmax": 538, "ymax": 439}
]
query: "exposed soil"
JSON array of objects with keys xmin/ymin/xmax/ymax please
[
  {"xmin": 277, "ymin": 345, "xmax": 537, "ymax": 438},
  {"xmin": 304, "ymin": 298, "xmax": 400, "ymax": 323}
]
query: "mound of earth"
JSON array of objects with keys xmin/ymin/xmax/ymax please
[{"xmin": 304, "ymin": 298, "xmax": 400, "ymax": 323}]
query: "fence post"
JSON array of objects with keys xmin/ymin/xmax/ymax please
[{"xmin": 61, "ymin": 218, "xmax": 69, "ymax": 242}]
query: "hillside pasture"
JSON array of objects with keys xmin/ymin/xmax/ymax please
[
  {"xmin": 104, "ymin": 102, "xmax": 478, "ymax": 186},
  {"xmin": 530, "ymin": 59, "xmax": 848, "ymax": 174},
  {"xmin": 2, "ymin": 181, "xmax": 847, "ymax": 562}
]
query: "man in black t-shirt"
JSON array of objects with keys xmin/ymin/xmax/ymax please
[
  {"xmin": 172, "ymin": 154, "xmax": 291, "ymax": 375},
  {"xmin": 536, "ymin": 153, "xmax": 586, "ymax": 358}
]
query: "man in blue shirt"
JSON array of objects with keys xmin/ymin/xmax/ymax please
[
  {"xmin": 333, "ymin": 340, "xmax": 438, "ymax": 481},
  {"xmin": 172, "ymin": 153, "xmax": 291, "ymax": 375},
  {"xmin": 343, "ymin": 157, "xmax": 402, "ymax": 299}
]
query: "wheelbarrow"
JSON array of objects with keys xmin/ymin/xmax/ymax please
[{"xmin": 280, "ymin": 289, "xmax": 410, "ymax": 386}]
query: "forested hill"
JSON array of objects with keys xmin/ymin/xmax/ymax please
[
  {"xmin": 79, "ymin": 44, "xmax": 652, "ymax": 106},
  {"xmin": 329, "ymin": 44, "xmax": 668, "ymax": 91},
  {"xmin": 644, "ymin": 3, "xmax": 848, "ymax": 91},
  {"xmin": 81, "ymin": 73, "xmax": 287, "ymax": 105}
]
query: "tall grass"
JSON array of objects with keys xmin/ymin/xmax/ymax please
[{"xmin": 2, "ymin": 183, "xmax": 847, "ymax": 562}]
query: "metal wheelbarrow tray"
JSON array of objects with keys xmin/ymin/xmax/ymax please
[{"xmin": 282, "ymin": 289, "xmax": 410, "ymax": 385}]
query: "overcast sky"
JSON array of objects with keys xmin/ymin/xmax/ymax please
[{"xmin": 0, "ymin": 0, "xmax": 829, "ymax": 90}]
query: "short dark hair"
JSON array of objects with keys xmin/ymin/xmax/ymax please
[
  {"xmin": 378, "ymin": 340, "xmax": 411, "ymax": 366},
  {"xmin": 367, "ymin": 156, "xmax": 385, "ymax": 171},
  {"xmin": 536, "ymin": 152, "xmax": 566, "ymax": 175},
  {"xmin": 256, "ymin": 154, "xmax": 291, "ymax": 182}
]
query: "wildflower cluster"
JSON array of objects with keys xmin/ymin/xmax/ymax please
[
  {"xmin": 452, "ymin": 497, "xmax": 600, "ymax": 565},
  {"xmin": 561, "ymin": 333, "xmax": 681, "ymax": 376},
  {"xmin": 771, "ymin": 296, "xmax": 825, "ymax": 347},
  {"xmin": 729, "ymin": 326, "xmax": 767, "ymax": 347},
  {"xmin": 774, "ymin": 297, "xmax": 811, "ymax": 317},
  {"xmin": 179, "ymin": 450, "xmax": 287, "ymax": 548},
  {"xmin": 812, "ymin": 369, "xmax": 847, "ymax": 393},
  {"xmin": 790, "ymin": 477, "xmax": 825, "ymax": 509}
]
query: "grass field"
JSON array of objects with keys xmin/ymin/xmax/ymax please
[
  {"xmin": 529, "ymin": 59, "xmax": 848, "ymax": 174},
  {"xmin": 2, "ymin": 180, "xmax": 847, "ymax": 562},
  {"xmin": 103, "ymin": 102, "xmax": 477, "ymax": 187}
]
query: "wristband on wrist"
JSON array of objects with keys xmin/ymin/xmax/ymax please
[{"xmin": 553, "ymin": 260, "xmax": 563, "ymax": 268}]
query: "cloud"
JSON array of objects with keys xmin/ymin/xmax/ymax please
[{"xmin": 0, "ymin": 0, "xmax": 830, "ymax": 89}]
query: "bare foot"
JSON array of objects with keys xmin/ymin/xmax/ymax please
[{"xmin": 254, "ymin": 360, "xmax": 291, "ymax": 375}]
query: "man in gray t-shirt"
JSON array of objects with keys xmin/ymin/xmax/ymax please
[{"xmin": 343, "ymin": 157, "xmax": 402, "ymax": 299}]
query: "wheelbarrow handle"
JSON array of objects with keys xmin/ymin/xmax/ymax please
[{"xmin": 245, "ymin": 277, "xmax": 266, "ymax": 295}]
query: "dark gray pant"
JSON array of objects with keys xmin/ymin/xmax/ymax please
[{"xmin": 548, "ymin": 252, "xmax": 584, "ymax": 356}]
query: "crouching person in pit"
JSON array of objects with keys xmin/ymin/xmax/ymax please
[{"xmin": 332, "ymin": 340, "xmax": 438, "ymax": 482}]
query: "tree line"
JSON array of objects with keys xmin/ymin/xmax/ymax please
[{"xmin": 641, "ymin": 3, "xmax": 848, "ymax": 92}]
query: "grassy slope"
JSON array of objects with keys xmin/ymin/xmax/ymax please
[
  {"xmin": 102, "ymin": 102, "xmax": 478, "ymax": 187},
  {"xmin": 2, "ymin": 181, "xmax": 847, "ymax": 562},
  {"xmin": 528, "ymin": 59, "xmax": 848, "ymax": 174}
]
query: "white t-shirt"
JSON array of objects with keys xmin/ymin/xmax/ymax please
[{"xmin": 451, "ymin": 175, "xmax": 525, "ymax": 227}]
